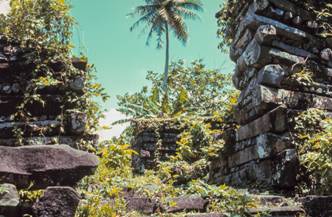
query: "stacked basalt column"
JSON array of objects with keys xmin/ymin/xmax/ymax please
[
  {"xmin": 0, "ymin": 37, "xmax": 99, "ymax": 217},
  {"xmin": 210, "ymin": 0, "xmax": 332, "ymax": 190}
]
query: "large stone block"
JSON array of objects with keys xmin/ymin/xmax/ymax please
[
  {"xmin": 236, "ymin": 106, "xmax": 288, "ymax": 141},
  {"xmin": 33, "ymin": 187, "xmax": 80, "ymax": 217},
  {"xmin": 247, "ymin": 206, "xmax": 305, "ymax": 217},
  {"xmin": 233, "ymin": 4, "xmax": 321, "ymax": 50},
  {"xmin": 236, "ymin": 85, "xmax": 332, "ymax": 124},
  {"xmin": 227, "ymin": 133, "xmax": 293, "ymax": 168},
  {"xmin": 219, "ymin": 159, "xmax": 273, "ymax": 187},
  {"xmin": 0, "ymin": 184, "xmax": 19, "ymax": 217},
  {"xmin": 235, "ymin": 40, "xmax": 328, "ymax": 78},
  {"xmin": 164, "ymin": 196, "xmax": 208, "ymax": 213},
  {"xmin": 0, "ymin": 134, "xmax": 98, "ymax": 148},
  {"xmin": 0, "ymin": 145, "xmax": 99, "ymax": 189}
]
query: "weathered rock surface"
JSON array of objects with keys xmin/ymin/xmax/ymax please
[
  {"xmin": 0, "ymin": 145, "xmax": 99, "ymax": 189},
  {"xmin": 211, "ymin": 0, "xmax": 332, "ymax": 195},
  {"xmin": 248, "ymin": 206, "xmax": 305, "ymax": 216},
  {"xmin": 187, "ymin": 214, "xmax": 226, "ymax": 217},
  {"xmin": 165, "ymin": 196, "xmax": 208, "ymax": 213},
  {"xmin": 0, "ymin": 184, "xmax": 19, "ymax": 217},
  {"xmin": 125, "ymin": 196, "xmax": 160, "ymax": 214},
  {"xmin": 33, "ymin": 187, "xmax": 80, "ymax": 217}
]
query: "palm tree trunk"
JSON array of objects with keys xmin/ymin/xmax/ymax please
[{"xmin": 162, "ymin": 23, "xmax": 169, "ymax": 92}]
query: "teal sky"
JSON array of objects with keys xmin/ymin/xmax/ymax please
[{"xmin": 71, "ymin": 0, "xmax": 233, "ymax": 109}]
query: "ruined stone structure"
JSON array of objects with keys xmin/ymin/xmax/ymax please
[
  {"xmin": 0, "ymin": 38, "xmax": 99, "ymax": 217},
  {"xmin": 210, "ymin": 0, "xmax": 332, "ymax": 191},
  {"xmin": 131, "ymin": 118, "xmax": 226, "ymax": 174},
  {"xmin": 131, "ymin": 119, "xmax": 183, "ymax": 174}
]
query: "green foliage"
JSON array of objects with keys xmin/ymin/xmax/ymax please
[
  {"xmin": 19, "ymin": 189, "xmax": 44, "ymax": 204},
  {"xmin": 77, "ymin": 112, "xmax": 256, "ymax": 216},
  {"xmin": 76, "ymin": 142, "xmax": 135, "ymax": 217},
  {"xmin": 157, "ymin": 116, "xmax": 226, "ymax": 184},
  {"xmin": 77, "ymin": 144, "xmax": 256, "ymax": 217},
  {"xmin": 0, "ymin": 0, "xmax": 108, "ymax": 146},
  {"xmin": 294, "ymin": 109, "xmax": 332, "ymax": 195},
  {"xmin": 117, "ymin": 59, "xmax": 236, "ymax": 119}
]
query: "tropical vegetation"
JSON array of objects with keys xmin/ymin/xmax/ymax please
[
  {"xmin": 129, "ymin": 0, "xmax": 203, "ymax": 113},
  {"xmin": 117, "ymin": 59, "xmax": 236, "ymax": 120}
]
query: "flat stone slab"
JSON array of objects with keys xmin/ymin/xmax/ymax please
[
  {"xmin": 236, "ymin": 106, "xmax": 288, "ymax": 141},
  {"xmin": 33, "ymin": 186, "xmax": 80, "ymax": 217},
  {"xmin": 248, "ymin": 206, "xmax": 305, "ymax": 216},
  {"xmin": 236, "ymin": 85, "xmax": 332, "ymax": 124},
  {"xmin": 228, "ymin": 133, "xmax": 293, "ymax": 168},
  {"xmin": 125, "ymin": 196, "xmax": 159, "ymax": 214},
  {"xmin": 0, "ymin": 184, "xmax": 19, "ymax": 217},
  {"xmin": 0, "ymin": 134, "xmax": 98, "ymax": 149},
  {"xmin": 187, "ymin": 214, "xmax": 226, "ymax": 217},
  {"xmin": 165, "ymin": 196, "xmax": 208, "ymax": 213},
  {"xmin": 0, "ymin": 145, "xmax": 99, "ymax": 189}
]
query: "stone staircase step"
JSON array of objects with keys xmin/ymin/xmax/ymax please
[{"xmin": 248, "ymin": 206, "xmax": 305, "ymax": 217}]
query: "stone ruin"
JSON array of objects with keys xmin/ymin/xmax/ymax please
[
  {"xmin": 131, "ymin": 119, "xmax": 183, "ymax": 174},
  {"xmin": 209, "ymin": 0, "xmax": 332, "ymax": 191},
  {"xmin": 131, "ymin": 118, "xmax": 225, "ymax": 175},
  {"xmin": 0, "ymin": 37, "xmax": 99, "ymax": 217},
  {"xmin": 131, "ymin": 0, "xmax": 332, "ymax": 216}
]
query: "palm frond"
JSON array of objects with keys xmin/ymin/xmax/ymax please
[
  {"xmin": 175, "ymin": 7, "xmax": 201, "ymax": 20},
  {"xmin": 175, "ymin": 0, "xmax": 203, "ymax": 11},
  {"xmin": 130, "ymin": 0, "xmax": 203, "ymax": 50},
  {"xmin": 168, "ymin": 12, "xmax": 188, "ymax": 43},
  {"xmin": 129, "ymin": 11, "xmax": 156, "ymax": 32}
]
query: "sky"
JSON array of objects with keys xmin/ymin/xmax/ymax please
[{"xmin": 70, "ymin": 0, "xmax": 233, "ymax": 138}]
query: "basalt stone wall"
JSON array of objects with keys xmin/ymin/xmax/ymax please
[
  {"xmin": 210, "ymin": 0, "xmax": 332, "ymax": 191},
  {"xmin": 0, "ymin": 38, "xmax": 99, "ymax": 217},
  {"xmin": 132, "ymin": 118, "xmax": 227, "ymax": 174},
  {"xmin": 131, "ymin": 119, "xmax": 182, "ymax": 174}
]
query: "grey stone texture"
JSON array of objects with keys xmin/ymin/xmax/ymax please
[
  {"xmin": 210, "ymin": 0, "xmax": 332, "ymax": 194},
  {"xmin": 32, "ymin": 187, "xmax": 80, "ymax": 217},
  {"xmin": 0, "ymin": 145, "xmax": 99, "ymax": 189}
]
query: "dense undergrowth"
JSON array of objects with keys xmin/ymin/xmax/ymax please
[
  {"xmin": 293, "ymin": 109, "xmax": 332, "ymax": 195},
  {"xmin": 76, "ymin": 121, "xmax": 257, "ymax": 217}
]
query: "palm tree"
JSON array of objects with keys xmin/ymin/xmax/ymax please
[{"xmin": 129, "ymin": 0, "xmax": 203, "ymax": 93}]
